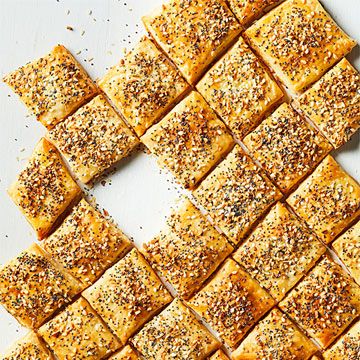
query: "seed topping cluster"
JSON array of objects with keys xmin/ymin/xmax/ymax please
[
  {"xmin": 245, "ymin": 0, "xmax": 356, "ymax": 92},
  {"xmin": 297, "ymin": 58, "xmax": 360, "ymax": 149},
  {"xmin": 143, "ymin": 0, "xmax": 241, "ymax": 83},
  {"xmin": 142, "ymin": 198, "xmax": 232, "ymax": 299},
  {"xmin": 131, "ymin": 299, "xmax": 219, "ymax": 359},
  {"xmin": 287, "ymin": 155, "xmax": 360, "ymax": 243},
  {"xmin": 48, "ymin": 95, "xmax": 138, "ymax": 184},
  {"xmin": 142, "ymin": 91, "xmax": 234, "ymax": 189},
  {"xmin": 43, "ymin": 199, "xmax": 131, "ymax": 285},
  {"xmin": 83, "ymin": 249, "xmax": 172, "ymax": 344},
  {"xmin": 3, "ymin": 45, "xmax": 97, "ymax": 129},
  {"xmin": 197, "ymin": 36, "xmax": 283, "ymax": 139},
  {"xmin": 99, "ymin": 36, "xmax": 189, "ymax": 136},
  {"xmin": 234, "ymin": 202, "xmax": 325, "ymax": 301},
  {"xmin": 244, "ymin": 103, "xmax": 332, "ymax": 192},
  {"xmin": 0, "ymin": 244, "xmax": 83, "ymax": 329},
  {"xmin": 193, "ymin": 145, "xmax": 282, "ymax": 244},
  {"xmin": 188, "ymin": 259, "xmax": 275, "ymax": 347},
  {"xmin": 279, "ymin": 256, "xmax": 360, "ymax": 349}
]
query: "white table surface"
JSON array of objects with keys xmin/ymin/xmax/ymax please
[{"xmin": 0, "ymin": 0, "xmax": 359, "ymax": 354}]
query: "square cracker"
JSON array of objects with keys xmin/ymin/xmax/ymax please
[
  {"xmin": 279, "ymin": 255, "xmax": 360, "ymax": 349},
  {"xmin": 287, "ymin": 155, "xmax": 360, "ymax": 244},
  {"xmin": 7, "ymin": 138, "xmax": 81, "ymax": 240},
  {"xmin": 296, "ymin": 58, "xmax": 360, "ymax": 149},
  {"xmin": 47, "ymin": 95, "xmax": 138, "ymax": 184},
  {"xmin": 209, "ymin": 349, "xmax": 229, "ymax": 360},
  {"xmin": 3, "ymin": 45, "xmax": 97, "ymax": 129},
  {"xmin": 232, "ymin": 308, "xmax": 317, "ymax": 360},
  {"xmin": 197, "ymin": 36, "xmax": 283, "ymax": 140},
  {"xmin": 244, "ymin": 0, "xmax": 356, "ymax": 93},
  {"xmin": 227, "ymin": 0, "xmax": 281, "ymax": 26},
  {"xmin": 142, "ymin": 0, "xmax": 241, "ymax": 84},
  {"xmin": 332, "ymin": 220, "xmax": 360, "ymax": 285},
  {"xmin": 38, "ymin": 297, "xmax": 120, "ymax": 360},
  {"xmin": 43, "ymin": 198, "xmax": 132, "ymax": 286},
  {"xmin": 243, "ymin": 103, "xmax": 332, "ymax": 193},
  {"xmin": 233, "ymin": 202, "xmax": 325, "ymax": 301},
  {"xmin": 82, "ymin": 248, "xmax": 172, "ymax": 345},
  {"xmin": 141, "ymin": 197, "xmax": 233, "ymax": 299},
  {"xmin": 188, "ymin": 258, "xmax": 275, "ymax": 348},
  {"xmin": 0, "ymin": 243, "xmax": 83, "ymax": 329},
  {"xmin": 2, "ymin": 331, "xmax": 53, "ymax": 360},
  {"xmin": 109, "ymin": 346, "xmax": 139, "ymax": 360},
  {"xmin": 323, "ymin": 320, "xmax": 360, "ymax": 360},
  {"xmin": 193, "ymin": 145, "xmax": 282, "ymax": 244},
  {"xmin": 131, "ymin": 298, "xmax": 220, "ymax": 359},
  {"xmin": 98, "ymin": 36, "xmax": 189, "ymax": 137},
  {"xmin": 141, "ymin": 91, "xmax": 234, "ymax": 189}
]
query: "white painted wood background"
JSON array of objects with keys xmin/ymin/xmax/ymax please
[{"xmin": 0, "ymin": 0, "xmax": 359, "ymax": 353}]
